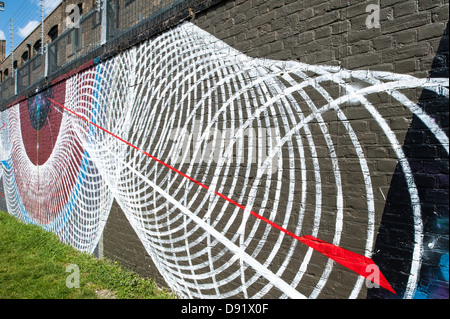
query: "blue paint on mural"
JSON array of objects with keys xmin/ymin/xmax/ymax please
[{"xmin": 440, "ymin": 253, "xmax": 449, "ymax": 282}]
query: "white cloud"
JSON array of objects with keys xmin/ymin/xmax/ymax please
[
  {"xmin": 0, "ymin": 30, "xmax": 6, "ymax": 41},
  {"xmin": 18, "ymin": 20, "xmax": 40, "ymax": 38}
]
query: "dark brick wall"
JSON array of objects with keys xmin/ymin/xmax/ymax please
[
  {"xmin": 101, "ymin": 200, "xmax": 168, "ymax": 288},
  {"xmin": 193, "ymin": 0, "xmax": 448, "ymax": 77},
  {"xmin": 99, "ymin": 0, "xmax": 448, "ymax": 298}
]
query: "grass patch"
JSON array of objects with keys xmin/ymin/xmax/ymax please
[{"xmin": 0, "ymin": 211, "xmax": 176, "ymax": 299}]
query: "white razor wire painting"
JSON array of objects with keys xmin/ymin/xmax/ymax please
[{"xmin": 0, "ymin": 22, "xmax": 448, "ymax": 299}]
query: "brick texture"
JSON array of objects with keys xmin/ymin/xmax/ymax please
[
  {"xmin": 193, "ymin": 0, "xmax": 448, "ymax": 77},
  {"xmin": 0, "ymin": 0, "xmax": 448, "ymax": 299}
]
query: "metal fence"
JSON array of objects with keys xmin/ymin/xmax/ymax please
[
  {"xmin": 17, "ymin": 52, "xmax": 45, "ymax": 94},
  {"xmin": 106, "ymin": 0, "xmax": 183, "ymax": 40},
  {"xmin": 1, "ymin": 0, "xmax": 196, "ymax": 107}
]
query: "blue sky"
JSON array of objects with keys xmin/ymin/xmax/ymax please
[{"xmin": 0, "ymin": 0, "xmax": 62, "ymax": 56}]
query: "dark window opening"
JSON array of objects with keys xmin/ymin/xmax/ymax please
[
  {"xmin": 33, "ymin": 40, "xmax": 42, "ymax": 55},
  {"xmin": 48, "ymin": 25, "xmax": 59, "ymax": 42},
  {"xmin": 21, "ymin": 51, "xmax": 29, "ymax": 64}
]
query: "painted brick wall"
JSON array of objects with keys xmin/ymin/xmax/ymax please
[
  {"xmin": 0, "ymin": 0, "xmax": 448, "ymax": 299},
  {"xmin": 100, "ymin": 0, "xmax": 448, "ymax": 299},
  {"xmin": 187, "ymin": 0, "xmax": 449, "ymax": 299}
]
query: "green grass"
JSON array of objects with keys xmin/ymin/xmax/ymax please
[{"xmin": 0, "ymin": 211, "xmax": 176, "ymax": 299}]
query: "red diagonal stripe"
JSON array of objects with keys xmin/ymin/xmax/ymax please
[{"xmin": 48, "ymin": 97, "xmax": 395, "ymax": 294}]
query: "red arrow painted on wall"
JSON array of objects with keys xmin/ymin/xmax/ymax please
[
  {"xmin": 299, "ymin": 235, "xmax": 395, "ymax": 293},
  {"xmin": 47, "ymin": 97, "xmax": 396, "ymax": 295}
]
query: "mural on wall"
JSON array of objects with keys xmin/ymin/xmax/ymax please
[
  {"xmin": 368, "ymin": 24, "xmax": 449, "ymax": 300},
  {"xmin": 0, "ymin": 69, "xmax": 113, "ymax": 252},
  {"xmin": 0, "ymin": 22, "xmax": 448, "ymax": 299}
]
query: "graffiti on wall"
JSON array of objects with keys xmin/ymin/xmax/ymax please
[
  {"xmin": 368, "ymin": 23, "xmax": 449, "ymax": 299},
  {"xmin": 0, "ymin": 69, "xmax": 113, "ymax": 252},
  {"xmin": 0, "ymin": 22, "xmax": 448, "ymax": 299}
]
